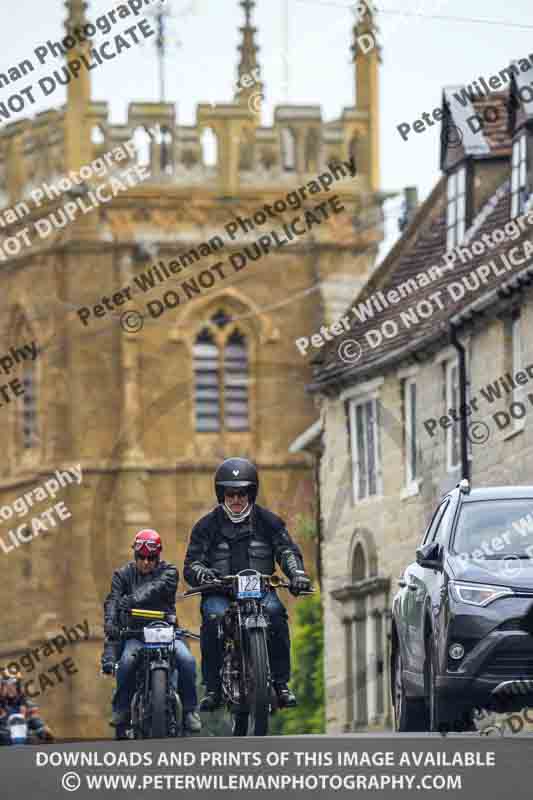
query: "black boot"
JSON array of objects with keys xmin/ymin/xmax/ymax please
[
  {"xmin": 275, "ymin": 683, "xmax": 297, "ymax": 708},
  {"xmin": 200, "ymin": 690, "xmax": 223, "ymax": 712},
  {"xmin": 115, "ymin": 723, "xmax": 130, "ymax": 741}
]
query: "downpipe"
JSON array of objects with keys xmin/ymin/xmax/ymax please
[{"xmin": 450, "ymin": 324, "xmax": 470, "ymax": 482}]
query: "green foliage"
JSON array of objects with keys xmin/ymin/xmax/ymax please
[
  {"xmin": 270, "ymin": 592, "xmax": 325, "ymax": 735},
  {"xmin": 293, "ymin": 512, "xmax": 317, "ymax": 542}
]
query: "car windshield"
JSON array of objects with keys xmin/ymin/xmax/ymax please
[{"xmin": 451, "ymin": 499, "xmax": 533, "ymax": 559}]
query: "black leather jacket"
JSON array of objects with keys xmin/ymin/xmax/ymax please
[
  {"xmin": 183, "ymin": 504, "xmax": 305, "ymax": 587},
  {"xmin": 103, "ymin": 560, "xmax": 178, "ymax": 633}
]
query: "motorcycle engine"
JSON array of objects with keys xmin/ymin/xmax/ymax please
[{"xmin": 222, "ymin": 652, "xmax": 241, "ymax": 704}]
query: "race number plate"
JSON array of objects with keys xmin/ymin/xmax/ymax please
[
  {"xmin": 237, "ymin": 573, "xmax": 262, "ymax": 599},
  {"xmin": 144, "ymin": 626, "xmax": 174, "ymax": 644},
  {"xmin": 10, "ymin": 724, "xmax": 27, "ymax": 742}
]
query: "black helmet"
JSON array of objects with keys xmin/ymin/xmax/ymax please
[{"xmin": 214, "ymin": 457, "xmax": 259, "ymax": 504}]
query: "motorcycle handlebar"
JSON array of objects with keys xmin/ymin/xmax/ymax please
[
  {"xmin": 183, "ymin": 574, "xmax": 315, "ymax": 597},
  {"xmin": 118, "ymin": 626, "xmax": 201, "ymax": 640}
]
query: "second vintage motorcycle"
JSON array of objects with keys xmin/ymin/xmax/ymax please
[{"xmin": 114, "ymin": 607, "xmax": 200, "ymax": 740}]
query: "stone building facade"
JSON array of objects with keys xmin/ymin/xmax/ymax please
[
  {"xmin": 0, "ymin": 1, "xmax": 383, "ymax": 737},
  {"xmin": 306, "ymin": 63, "xmax": 533, "ymax": 733}
]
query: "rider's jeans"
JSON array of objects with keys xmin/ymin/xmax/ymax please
[
  {"xmin": 200, "ymin": 590, "xmax": 291, "ymax": 692},
  {"xmin": 113, "ymin": 637, "xmax": 198, "ymax": 717}
]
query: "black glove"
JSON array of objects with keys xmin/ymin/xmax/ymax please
[
  {"xmin": 194, "ymin": 565, "xmax": 219, "ymax": 585},
  {"xmin": 118, "ymin": 595, "xmax": 134, "ymax": 612},
  {"xmin": 101, "ymin": 658, "xmax": 115, "ymax": 676},
  {"xmin": 289, "ymin": 571, "xmax": 312, "ymax": 596}
]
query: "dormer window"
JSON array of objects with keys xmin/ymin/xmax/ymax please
[
  {"xmin": 511, "ymin": 132, "xmax": 528, "ymax": 218},
  {"xmin": 446, "ymin": 165, "xmax": 467, "ymax": 249}
]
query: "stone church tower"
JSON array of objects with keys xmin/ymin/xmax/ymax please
[{"xmin": 0, "ymin": 0, "xmax": 383, "ymax": 737}]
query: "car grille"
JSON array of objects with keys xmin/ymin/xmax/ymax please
[{"xmin": 482, "ymin": 639, "xmax": 533, "ymax": 679}]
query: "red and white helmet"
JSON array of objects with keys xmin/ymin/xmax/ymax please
[{"xmin": 132, "ymin": 529, "xmax": 162, "ymax": 559}]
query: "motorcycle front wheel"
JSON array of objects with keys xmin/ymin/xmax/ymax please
[
  {"xmin": 232, "ymin": 629, "xmax": 270, "ymax": 737},
  {"xmin": 148, "ymin": 669, "xmax": 168, "ymax": 738}
]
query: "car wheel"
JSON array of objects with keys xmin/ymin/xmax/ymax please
[{"xmin": 393, "ymin": 649, "xmax": 428, "ymax": 731}]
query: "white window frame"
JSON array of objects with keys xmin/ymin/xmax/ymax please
[
  {"xmin": 446, "ymin": 165, "xmax": 467, "ymax": 250},
  {"xmin": 445, "ymin": 358, "xmax": 461, "ymax": 472},
  {"xmin": 404, "ymin": 377, "xmax": 417, "ymax": 490},
  {"xmin": 348, "ymin": 396, "xmax": 382, "ymax": 503},
  {"xmin": 511, "ymin": 133, "xmax": 528, "ymax": 219}
]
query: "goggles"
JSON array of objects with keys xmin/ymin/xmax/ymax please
[
  {"xmin": 133, "ymin": 539, "xmax": 160, "ymax": 553},
  {"xmin": 224, "ymin": 488, "xmax": 249, "ymax": 499}
]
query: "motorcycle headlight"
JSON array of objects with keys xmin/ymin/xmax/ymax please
[
  {"xmin": 449, "ymin": 581, "xmax": 515, "ymax": 607},
  {"xmin": 144, "ymin": 626, "xmax": 174, "ymax": 644}
]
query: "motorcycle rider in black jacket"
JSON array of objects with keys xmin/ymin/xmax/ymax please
[
  {"xmin": 101, "ymin": 529, "xmax": 201, "ymax": 734},
  {"xmin": 184, "ymin": 457, "xmax": 312, "ymax": 712}
]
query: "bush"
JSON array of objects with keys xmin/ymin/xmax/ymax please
[{"xmin": 270, "ymin": 591, "xmax": 325, "ymax": 735}]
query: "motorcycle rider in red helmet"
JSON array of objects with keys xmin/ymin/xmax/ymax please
[
  {"xmin": 101, "ymin": 529, "xmax": 201, "ymax": 736},
  {"xmin": 184, "ymin": 457, "xmax": 312, "ymax": 712},
  {"xmin": 0, "ymin": 673, "xmax": 54, "ymax": 744}
]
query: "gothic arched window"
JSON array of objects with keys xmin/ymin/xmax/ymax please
[
  {"xmin": 352, "ymin": 542, "xmax": 366, "ymax": 581},
  {"xmin": 224, "ymin": 329, "xmax": 249, "ymax": 431},
  {"xmin": 21, "ymin": 358, "xmax": 39, "ymax": 450},
  {"xmin": 333, "ymin": 530, "xmax": 391, "ymax": 731},
  {"xmin": 193, "ymin": 328, "xmax": 220, "ymax": 432},
  {"xmin": 193, "ymin": 310, "xmax": 250, "ymax": 433},
  {"xmin": 10, "ymin": 313, "xmax": 40, "ymax": 463},
  {"xmin": 351, "ymin": 541, "xmax": 367, "ymax": 728}
]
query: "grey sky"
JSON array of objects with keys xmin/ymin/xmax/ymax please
[{"xmin": 1, "ymin": 0, "xmax": 532, "ymax": 255}]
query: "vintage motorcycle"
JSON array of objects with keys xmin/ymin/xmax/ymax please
[
  {"xmin": 114, "ymin": 608, "xmax": 200, "ymax": 740},
  {"xmin": 185, "ymin": 568, "xmax": 313, "ymax": 737}
]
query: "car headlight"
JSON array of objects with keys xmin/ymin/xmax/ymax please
[{"xmin": 449, "ymin": 581, "xmax": 515, "ymax": 607}]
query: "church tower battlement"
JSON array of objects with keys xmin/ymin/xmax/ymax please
[{"xmin": 0, "ymin": 0, "xmax": 381, "ymax": 225}]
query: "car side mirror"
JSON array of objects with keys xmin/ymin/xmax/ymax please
[{"xmin": 416, "ymin": 541, "xmax": 443, "ymax": 571}]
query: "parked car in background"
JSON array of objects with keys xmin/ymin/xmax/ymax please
[{"xmin": 391, "ymin": 481, "xmax": 533, "ymax": 732}]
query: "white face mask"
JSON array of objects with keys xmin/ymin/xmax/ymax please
[{"xmin": 222, "ymin": 500, "xmax": 252, "ymax": 523}]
